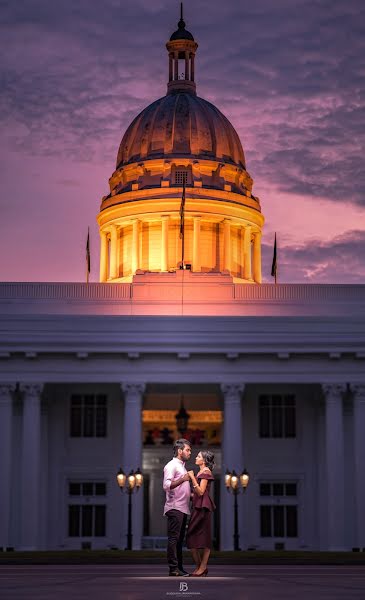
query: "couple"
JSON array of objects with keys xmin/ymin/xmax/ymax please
[{"xmin": 163, "ymin": 438, "xmax": 216, "ymax": 577}]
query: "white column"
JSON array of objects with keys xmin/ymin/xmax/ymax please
[
  {"xmin": 223, "ymin": 220, "xmax": 231, "ymax": 272},
  {"xmin": 184, "ymin": 51, "xmax": 189, "ymax": 80},
  {"xmin": 169, "ymin": 53, "xmax": 173, "ymax": 81},
  {"xmin": 20, "ymin": 384, "xmax": 43, "ymax": 550},
  {"xmin": 243, "ymin": 225, "xmax": 252, "ymax": 280},
  {"xmin": 161, "ymin": 216, "xmax": 169, "ymax": 272},
  {"xmin": 193, "ymin": 216, "xmax": 201, "ymax": 272},
  {"xmin": 0, "ymin": 385, "xmax": 15, "ymax": 549},
  {"xmin": 322, "ymin": 384, "xmax": 346, "ymax": 550},
  {"xmin": 191, "ymin": 54, "xmax": 195, "ymax": 81},
  {"xmin": 253, "ymin": 231, "xmax": 262, "ymax": 284},
  {"xmin": 174, "ymin": 51, "xmax": 178, "ymax": 80},
  {"xmin": 121, "ymin": 383, "xmax": 145, "ymax": 550},
  {"xmin": 220, "ymin": 384, "xmax": 245, "ymax": 550},
  {"xmin": 99, "ymin": 230, "xmax": 108, "ymax": 282},
  {"xmin": 132, "ymin": 220, "xmax": 140, "ymax": 274},
  {"xmin": 352, "ymin": 385, "xmax": 365, "ymax": 549},
  {"xmin": 109, "ymin": 225, "xmax": 119, "ymax": 279}
]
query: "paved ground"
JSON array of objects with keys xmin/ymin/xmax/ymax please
[{"xmin": 1, "ymin": 564, "xmax": 365, "ymax": 600}]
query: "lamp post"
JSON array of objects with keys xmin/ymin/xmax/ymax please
[
  {"xmin": 225, "ymin": 468, "xmax": 250, "ymax": 551},
  {"xmin": 116, "ymin": 467, "xmax": 143, "ymax": 550}
]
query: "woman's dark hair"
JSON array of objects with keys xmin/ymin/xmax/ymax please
[
  {"xmin": 173, "ymin": 438, "xmax": 191, "ymax": 457},
  {"xmin": 200, "ymin": 450, "xmax": 215, "ymax": 471}
]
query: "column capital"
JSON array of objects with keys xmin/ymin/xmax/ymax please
[
  {"xmin": 121, "ymin": 383, "xmax": 146, "ymax": 399},
  {"xmin": 220, "ymin": 383, "xmax": 245, "ymax": 402},
  {"xmin": 20, "ymin": 383, "xmax": 43, "ymax": 400},
  {"xmin": 0, "ymin": 384, "xmax": 15, "ymax": 402},
  {"xmin": 351, "ymin": 384, "xmax": 365, "ymax": 403},
  {"xmin": 321, "ymin": 384, "xmax": 346, "ymax": 401}
]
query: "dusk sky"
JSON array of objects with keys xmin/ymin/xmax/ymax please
[{"xmin": 1, "ymin": 0, "xmax": 364, "ymax": 283}]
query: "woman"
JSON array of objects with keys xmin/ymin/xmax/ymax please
[{"xmin": 186, "ymin": 450, "xmax": 216, "ymax": 577}]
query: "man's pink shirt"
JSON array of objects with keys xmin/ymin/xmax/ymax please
[{"xmin": 163, "ymin": 457, "xmax": 191, "ymax": 516}]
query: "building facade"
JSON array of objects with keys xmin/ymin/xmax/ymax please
[{"xmin": 0, "ymin": 12, "xmax": 364, "ymax": 553}]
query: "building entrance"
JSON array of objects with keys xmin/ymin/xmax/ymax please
[{"xmin": 141, "ymin": 384, "xmax": 222, "ymax": 549}]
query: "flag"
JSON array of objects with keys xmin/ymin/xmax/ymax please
[
  {"xmin": 179, "ymin": 181, "xmax": 185, "ymax": 239},
  {"xmin": 271, "ymin": 232, "xmax": 277, "ymax": 282},
  {"xmin": 86, "ymin": 227, "xmax": 91, "ymax": 283}
]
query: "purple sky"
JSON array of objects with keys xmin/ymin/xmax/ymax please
[{"xmin": 1, "ymin": 0, "xmax": 364, "ymax": 283}]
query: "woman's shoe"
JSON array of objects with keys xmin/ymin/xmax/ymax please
[{"xmin": 191, "ymin": 568, "xmax": 208, "ymax": 577}]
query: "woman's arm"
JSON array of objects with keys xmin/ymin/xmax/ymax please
[{"xmin": 189, "ymin": 474, "xmax": 208, "ymax": 496}]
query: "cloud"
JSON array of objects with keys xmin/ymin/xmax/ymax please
[
  {"xmin": 262, "ymin": 229, "xmax": 365, "ymax": 283},
  {"xmin": 1, "ymin": 0, "xmax": 364, "ymax": 193},
  {"xmin": 0, "ymin": 0, "xmax": 364, "ymax": 282}
]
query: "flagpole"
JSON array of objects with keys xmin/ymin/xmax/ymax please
[
  {"xmin": 271, "ymin": 232, "xmax": 277, "ymax": 285},
  {"xmin": 180, "ymin": 182, "xmax": 186, "ymax": 270},
  {"xmin": 86, "ymin": 227, "xmax": 90, "ymax": 284}
]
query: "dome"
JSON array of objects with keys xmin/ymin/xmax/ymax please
[
  {"xmin": 116, "ymin": 92, "xmax": 246, "ymax": 169},
  {"xmin": 170, "ymin": 17, "xmax": 194, "ymax": 41}
]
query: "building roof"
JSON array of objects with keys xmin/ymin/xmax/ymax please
[{"xmin": 116, "ymin": 92, "xmax": 246, "ymax": 169}]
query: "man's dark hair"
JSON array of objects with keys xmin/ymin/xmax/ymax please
[{"xmin": 173, "ymin": 438, "xmax": 191, "ymax": 457}]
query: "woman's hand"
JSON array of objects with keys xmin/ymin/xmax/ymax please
[{"xmin": 187, "ymin": 470, "xmax": 195, "ymax": 479}]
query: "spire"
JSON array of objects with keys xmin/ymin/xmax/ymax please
[
  {"xmin": 169, "ymin": 3, "xmax": 194, "ymax": 41},
  {"xmin": 179, "ymin": 2, "xmax": 185, "ymax": 28}
]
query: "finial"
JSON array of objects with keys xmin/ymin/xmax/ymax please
[{"xmin": 178, "ymin": 2, "xmax": 185, "ymax": 29}]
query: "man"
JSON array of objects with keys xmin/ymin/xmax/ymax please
[{"xmin": 163, "ymin": 438, "xmax": 192, "ymax": 576}]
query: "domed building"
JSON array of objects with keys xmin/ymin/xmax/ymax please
[
  {"xmin": 97, "ymin": 12, "xmax": 263, "ymax": 283},
  {"xmin": 0, "ymin": 8, "xmax": 364, "ymax": 559}
]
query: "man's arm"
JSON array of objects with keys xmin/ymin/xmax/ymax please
[
  {"xmin": 163, "ymin": 464, "xmax": 189, "ymax": 491},
  {"xmin": 170, "ymin": 473, "xmax": 189, "ymax": 489}
]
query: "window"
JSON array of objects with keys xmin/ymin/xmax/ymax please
[
  {"xmin": 175, "ymin": 170, "xmax": 188, "ymax": 186},
  {"xmin": 70, "ymin": 394, "xmax": 107, "ymax": 437},
  {"xmin": 259, "ymin": 483, "xmax": 297, "ymax": 497},
  {"xmin": 259, "ymin": 481, "xmax": 298, "ymax": 538},
  {"xmin": 259, "ymin": 395, "xmax": 296, "ymax": 438},
  {"xmin": 68, "ymin": 481, "xmax": 107, "ymax": 537}
]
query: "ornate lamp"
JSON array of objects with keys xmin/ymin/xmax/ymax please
[
  {"xmin": 116, "ymin": 466, "xmax": 144, "ymax": 550},
  {"xmin": 175, "ymin": 395, "xmax": 190, "ymax": 435},
  {"xmin": 226, "ymin": 467, "xmax": 250, "ymax": 551}
]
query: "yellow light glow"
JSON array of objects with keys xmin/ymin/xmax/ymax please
[
  {"xmin": 128, "ymin": 474, "xmax": 136, "ymax": 489},
  {"xmin": 240, "ymin": 471, "xmax": 250, "ymax": 489},
  {"xmin": 116, "ymin": 469, "xmax": 126, "ymax": 488},
  {"xmin": 135, "ymin": 469, "xmax": 143, "ymax": 487},
  {"xmin": 230, "ymin": 475, "xmax": 238, "ymax": 489}
]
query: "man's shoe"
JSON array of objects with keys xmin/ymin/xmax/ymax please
[
  {"xmin": 169, "ymin": 570, "xmax": 181, "ymax": 576},
  {"xmin": 178, "ymin": 569, "xmax": 190, "ymax": 577}
]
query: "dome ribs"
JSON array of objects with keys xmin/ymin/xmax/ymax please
[
  {"xmin": 172, "ymin": 93, "xmax": 191, "ymax": 154},
  {"xmin": 194, "ymin": 96, "xmax": 214, "ymax": 157},
  {"xmin": 164, "ymin": 95, "xmax": 175, "ymax": 155},
  {"xmin": 137, "ymin": 99, "xmax": 160, "ymax": 161},
  {"xmin": 186, "ymin": 93, "xmax": 199, "ymax": 156},
  {"xmin": 149, "ymin": 96, "xmax": 170, "ymax": 158}
]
